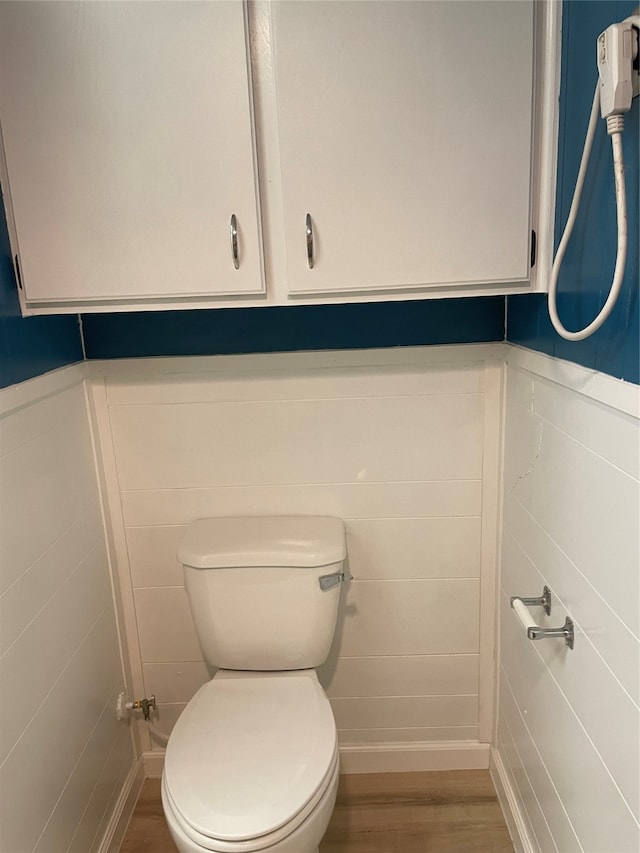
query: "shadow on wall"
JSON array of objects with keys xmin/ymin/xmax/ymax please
[{"xmin": 79, "ymin": 297, "xmax": 506, "ymax": 361}]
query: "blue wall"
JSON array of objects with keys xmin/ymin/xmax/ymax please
[
  {"xmin": 508, "ymin": 0, "xmax": 639, "ymax": 384},
  {"xmin": 81, "ymin": 298, "xmax": 504, "ymax": 359},
  {"xmin": 0, "ymin": 201, "xmax": 83, "ymax": 389}
]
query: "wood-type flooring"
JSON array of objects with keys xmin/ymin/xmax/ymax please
[{"xmin": 120, "ymin": 770, "xmax": 514, "ymax": 852}]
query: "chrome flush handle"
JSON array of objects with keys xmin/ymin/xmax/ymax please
[
  {"xmin": 230, "ymin": 214, "xmax": 239, "ymax": 269},
  {"xmin": 306, "ymin": 213, "xmax": 314, "ymax": 269},
  {"xmin": 319, "ymin": 570, "xmax": 352, "ymax": 591}
]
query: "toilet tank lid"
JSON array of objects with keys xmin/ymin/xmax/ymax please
[{"xmin": 178, "ymin": 516, "xmax": 346, "ymax": 569}]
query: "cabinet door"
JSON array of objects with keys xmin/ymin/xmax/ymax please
[
  {"xmin": 271, "ymin": 1, "xmax": 535, "ymax": 296},
  {"xmin": 0, "ymin": 1, "xmax": 263, "ymax": 304}
]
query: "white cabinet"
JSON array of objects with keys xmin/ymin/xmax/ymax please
[
  {"xmin": 0, "ymin": 1, "xmax": 559, "ymax": 313},
  {"xmin": 270, "ymin": 0, "xmax": 536, "ymax": 296},
  {"xmin": 0, "ymin": 0, "xmax": 263, "ymax": 305}
]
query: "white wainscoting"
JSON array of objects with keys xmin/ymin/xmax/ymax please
[
  {"xmin": 494, "ymin": 346, "xmax": 640, "ymax": 852},
  {"xmin": 0, "ymin": 366, "xmax": 134, "ymax": 853},
  {"xmin": 89, "ymin": 344, "xmax": 503, "ymax": 771}
]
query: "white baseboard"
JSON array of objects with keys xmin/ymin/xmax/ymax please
[
  {"xmin": 95, "ymin": 758, "xmax": 145, "ymax": 853},
  {"xmin": 143, "ymin": 741, "xmax": 489, "ymax": 779},
  {"xmin": 490, "ymin": 747, "xmax": 537, "ymax": 853},
  {"xmin": 143, "ymin": 750, "xmax": 166, "ymax": 778},
  {"xmin": 339, "ymin": 740, "xmax": 490, "ymax": 774}
]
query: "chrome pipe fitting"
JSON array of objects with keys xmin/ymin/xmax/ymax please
[
  {"xmin": 528, "ymin": 617, "xmax": 575, "ymax": 650},
  {"xmin": 510, "ymin": 585, "xmax": 551, "ymax": 615},
  {"xmin": 126, "ymin": 694, "xmax": 157, "ymax": 721}
]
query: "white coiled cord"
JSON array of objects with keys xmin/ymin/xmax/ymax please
[{"xmin": 547, "ymin": 83, "xmax": 629, "ymax": 341}]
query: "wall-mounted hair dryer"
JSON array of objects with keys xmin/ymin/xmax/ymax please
[{"xmin": 548, "ymin": 12, "xmax": 639, "ymax": 341}]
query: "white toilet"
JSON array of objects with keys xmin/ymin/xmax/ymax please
[{"xmin": 161, "ymin": 515, "xmax": 348, "ymax": 853}]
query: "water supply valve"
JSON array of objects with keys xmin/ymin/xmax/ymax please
[
  {"xmin": 129, "ymin": 695, "xmax": 157, "ymax": 721},
  {"xmin": 117, "ymin": 691, "xmax": 157, "ymax": 721}
]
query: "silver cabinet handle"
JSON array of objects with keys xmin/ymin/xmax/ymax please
[
  {"xmin": 230, "ymin": 214, "xmax": 239, "ymax": 269},
  {"xmin": 306, "ymin": 213, "xmax": 314, "ymax": 269}
]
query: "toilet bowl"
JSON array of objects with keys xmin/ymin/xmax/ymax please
[
  {"xmin": 162, "ymin": 671, "xmax": 339, "ymax": 853},
  {"xmin": 162, "ymin": 516, "xmax": 348, "ymax": 853}
]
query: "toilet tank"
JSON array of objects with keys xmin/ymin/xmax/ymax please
[{"xmin": 178, "ymin": 516, "xmax": 347, "ymax": 671}]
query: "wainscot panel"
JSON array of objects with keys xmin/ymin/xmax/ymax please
[
  {"xmin": 0, "ymin": 370, "xmax": 133, "ymax": 853},
  {"xmin": 89, "ymin": 344, "xmax": 503, "ymax": 768},
  {"xmin": 495, "ymin": 346, "xmax": 640, "ymax": 852}
]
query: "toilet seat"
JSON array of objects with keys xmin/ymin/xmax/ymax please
[
  {"xmin": 162, "ymin": 749, "xmax": 339, "ymax": 853},
  {"xmin": 163, "ymin": 672, "xmax": 338, "ymax": 851}
]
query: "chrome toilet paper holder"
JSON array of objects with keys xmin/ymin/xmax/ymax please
[{"xmin": 511, "ymin": 586, "xmax": 575, "ymax": 650}]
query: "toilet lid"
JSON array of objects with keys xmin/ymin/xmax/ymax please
[{"xmin": 163, "ymin": 674, "xmax": 337, "ymax": 843}]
